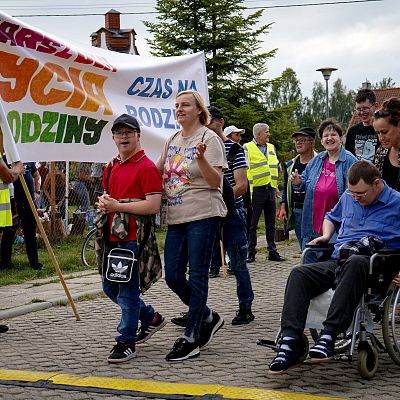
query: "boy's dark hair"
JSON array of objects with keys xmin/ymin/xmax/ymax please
[
  {"xmin": 355, "ymin": 89, "xmax": 376, "ymax": 105},
  {"xmin": 348, "ymin": 160, "xmax": 380, "ymax": 185},
  {"xmin": 318, "ymin": 118, "xmax": 343, "ymax": 139}
]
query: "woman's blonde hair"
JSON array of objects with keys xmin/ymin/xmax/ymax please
[{"xmin": 176, "ymin": 90, "xmax": 211, "ymax": 126}]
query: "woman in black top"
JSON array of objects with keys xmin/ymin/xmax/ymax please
[{"xmin": 373, "ymin": 97, "xmax": 400, "ymax": 191}]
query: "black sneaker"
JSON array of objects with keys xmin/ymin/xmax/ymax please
[
  {"xmin": 308, "ymin": 330, "xmax": 335, "ymax": 362},
  {"xmin": 246, "ymin": 252, "xmax": 256, "ymax": 263},
  {"xmin": 198, "ymin": 311, "xmax": 224, "ymax": 349},
  {"xmin": 32, "ymin": 262, "xmax": 44, "ymax": 270},
  {"xmin": 108, "ymin": 342, "xmax": 136, "ymax": 364},
  {"xmin": 136, "ymin": 312, "xmax": 167, "ymax": 344},
  {"xmin": 171, "ymin": 312, "xmax": 188, "ymax": 327},
  {"xmin": 268, "ymin": 251, "xmax": 286, "ymax": 262},
  {"xmin": 166, "ymin": 338, "xmax": 200, "ymax": 361},
  {"xmin": 0, "ymin": 324, "xmax": 9, "ymax": 333},
  {"xmin": 268, "ymin": 338, "xmax": 301, "ymax": 374},
  {"xmin": 232, "ymin": 308, "xmax": 255, "ymax": 325}
]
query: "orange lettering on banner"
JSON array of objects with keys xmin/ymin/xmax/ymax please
[
  {"xmin": 0, "ymin": 51, "xmax": 39, "ymax": 102},
  {"xmin": 0, "ymin": 51, "xmax": 113, "ymax": 116},
  {"xmin": 30, "ymin": 62, "xmax": 71, "ymax": 105},
  {"xmin": 65, "ymin": 67, "xmax": 86, "ymax": 109},
  {"xmin": 80, "ymin": 72, "xmax": 112, "ymax": 115}
]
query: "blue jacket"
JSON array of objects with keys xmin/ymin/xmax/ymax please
[{"xmin": 294, "ymin": 147, "xmax": 356, "ymax": 239}]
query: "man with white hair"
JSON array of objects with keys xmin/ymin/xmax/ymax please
[{"xmin": 243, "ymin": 123, "xmax": 285, "ymax": 263}]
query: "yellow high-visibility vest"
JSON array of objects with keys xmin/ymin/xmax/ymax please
[
  {"xmin": 0, "ymin": 153, "xmax": 12, "ymax": 227},
  {"xmin": 244, "ymin": 141, "xmax": 279, "ymax": 190}
]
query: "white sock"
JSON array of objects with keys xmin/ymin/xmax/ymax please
[
  {"xmin": 183, "ymin": 332, "xmax": 195, "ymax": 343},
  {"xmin": 205, "ymin": 309, "xmax": 213, "ymax": 323}
]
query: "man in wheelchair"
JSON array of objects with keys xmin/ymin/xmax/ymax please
[{"xmin": 269, "ymin": 160, "xmax": 400, "ymax": 374}]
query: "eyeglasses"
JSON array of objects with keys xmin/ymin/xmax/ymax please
[
  {"xmin": 355, "ymin": 106, "xmax": 373, "ymax": 114},
  {"xmin": 293, "ymin": 138, "xmax": 312, "ymax": 144},
  {"xmin": 345, "ymin": 189, "xmax": 368, "ymax": 199},
  {"xmin": 113, "ymin": 129, "xmax": 139, "ymax": 137}
]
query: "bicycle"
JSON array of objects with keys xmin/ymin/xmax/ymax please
[
  {"xmin": 81, "ymin": 227, "xmax": 96, "ymax": 268},
  {"xmin": 80, "ymin": 208, "xmax": 99, "ymax": 268}
]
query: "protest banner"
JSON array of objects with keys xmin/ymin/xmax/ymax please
[{"xmin": 0, "ymin": 11, "xmax": 209, "ymax": 163}]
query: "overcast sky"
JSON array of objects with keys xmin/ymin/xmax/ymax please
[{"xmin": 1, "ymin": 0, "xmax": 398, "ymax": 97}]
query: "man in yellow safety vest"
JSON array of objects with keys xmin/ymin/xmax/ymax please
[{"xmin": 243, "ymin": 123, "xmax": 285, "ymax": 263}]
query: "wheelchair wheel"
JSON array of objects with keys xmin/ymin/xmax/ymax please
[
  {"xmin": 382, "ymin": 283, "xmax": 400, "ymax": 366},
  {"xmin": 81, "ymin": 228, "xmax": 97, "ymax": 268},
  {"xmin": 309, "ymin": 328, "xmax": 351, "ymax": 354},
  {"xmin": 357, "ymin": 344, "xmax": 378, "ymax": 379}
]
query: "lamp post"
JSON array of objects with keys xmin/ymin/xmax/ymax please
[{"xmin": 316, "ymin": 67, "xmax": 337, "ymax": 118}]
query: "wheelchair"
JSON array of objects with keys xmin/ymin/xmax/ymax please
[{"xmin": 258, "ymin": 244, "xmax": 400, "ymax": 379}]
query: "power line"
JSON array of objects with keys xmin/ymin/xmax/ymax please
[{"xmin": 10, "ymin": 0, "xmax": 383, "ymax": 18}]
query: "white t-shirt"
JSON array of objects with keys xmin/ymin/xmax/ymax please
[{"xmin": 159, "ymin": 127, "xmax": 227, "ymax": 224}]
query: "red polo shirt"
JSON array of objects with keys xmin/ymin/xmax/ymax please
[{"xmin": 102, "ymin": 150, "xmax": 162, "ymax": 241}]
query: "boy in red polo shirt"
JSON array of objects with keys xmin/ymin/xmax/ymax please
[{"xmin": 97, "ymin": 114, "xmax": 165, "ymax": 363}]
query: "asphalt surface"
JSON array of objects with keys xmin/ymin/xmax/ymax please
[{"xmin": 0, "ymin": 236, "xmax": 399, "ymax": 400}]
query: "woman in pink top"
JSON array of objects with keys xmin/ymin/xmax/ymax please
[{"xmin": 291, "ymin": 119, "xmax": 356, "ymax": 255}]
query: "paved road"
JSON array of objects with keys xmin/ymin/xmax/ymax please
[{"xmin": 0, "ymin": 238, "xmax": 399, "ymax": 400}]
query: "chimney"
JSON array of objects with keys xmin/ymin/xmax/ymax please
[
  {"xmin": 105, "ymin": 9, "xmax": 121, "ymax": 30},
  {"xmin": 362, "ymin": 79, "xmax": 371, "ymax": 90}
]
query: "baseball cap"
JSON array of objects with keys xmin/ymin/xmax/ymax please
[
  {"xmin": 224, "ymin": 125, "xmax": 245, "ymax": 137},
  {"xmin": 292, "ymin": 127, "xmax": 316, "ymax": 139},
  {"xmin": 111, "ymin": 114, "xmax": 140, "ymax": 133},
  {"xmin": 208, "ymin": 106, "xmax": 224, "ymax": 120}
]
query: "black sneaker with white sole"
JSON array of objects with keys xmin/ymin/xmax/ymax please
[
  {"xmin": 198, "ymin": 311, "xmax": 224, "ymax": 349},
  {"xmin": 166, "ymin": 338, "xmax": 200, "ymax": 361},
  {"xmin": 171, "ymin": 312, "xmax": 188, "ymax": 327},
  {"xmin": 136, "ymin": 312, "xmax": 167, "ymax": 344},
  {"xmin": 108, "ymin": 342, "xmax": 136, "ymax": 364}
]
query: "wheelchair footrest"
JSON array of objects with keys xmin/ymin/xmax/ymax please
[{"xmin": 256, "ymin": 339, "xmax": 279, "ymax": 351}]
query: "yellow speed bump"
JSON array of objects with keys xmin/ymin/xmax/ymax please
[{"xmin": 0, "ymin": 369, "xmax": 345, "ymax": 400}]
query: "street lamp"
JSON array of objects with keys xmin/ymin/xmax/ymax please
[{"xmin": 316, "ymin": 67, "xmax": 337, "ymax": 118}]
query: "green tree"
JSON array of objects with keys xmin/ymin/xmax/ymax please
[
  {"xmin": 266, "ymin": 67, "xmax": 302, "ymax": 110},
  {"xmin": 329, "ymin": 78, "xmax": 355, "ymax": 129},
  {"xmin": 374, "ymin": 77, "xmax": 396, "ymax": 89},
  {"xmin": 144, "ymin": 0, "xmax": 276, "ymax": 105}
]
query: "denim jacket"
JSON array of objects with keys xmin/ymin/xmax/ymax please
[{"xmin": 294, "ymin": 147, "xmax": 356, "ymax": 238}]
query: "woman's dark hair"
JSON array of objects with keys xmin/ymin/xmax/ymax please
[
  {"xmin": 374, "ymin": 97, "xmax": 400, "ymax": 127},
  {"xmin": 318, "ymin": 118, "xmax": 343, "ymax": 139},
  {"xmin": 348, "ymin": 160, "xmax": 380, "ymax": 185}
]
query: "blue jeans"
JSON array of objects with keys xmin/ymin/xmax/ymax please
[
  {"xmin": 102, "ymin": 240, "xmax": 154, "ymax": 343},
  {"xmin": 164, "ymin": 217, "xmax": 221, "ymax": 340},
  {"xmin": 223, "ymin": 207, "xmax": 254, "ymax": 307},
  {"xmin": 73, "ymin": 181, "xmax": 89, "ymax": 211},
  {"xmin": 211, "ymin": 207, "xmax": 254, "ymax": 306},
  {"xmin": 292, "ymin": 207, "xmax": 303, "ymax": 249}
]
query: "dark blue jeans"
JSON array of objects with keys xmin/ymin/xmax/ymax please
[
  {"xmin": 164, "ymin": 217, "xmax": 221, "ymax": 341},
  {"xmin": 102, "ymin": 240, "xmax": 154, "ymax": 343},
  {"xmin": 210, "ymin": 207, "xmax": 254, "ymax": 308}
]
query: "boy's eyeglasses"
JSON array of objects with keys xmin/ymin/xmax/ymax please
[{"xmin": 114, "ymin": 130, "xmax": 139, "ymax": 137}]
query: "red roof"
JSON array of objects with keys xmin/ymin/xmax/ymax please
[{"xmin": 348, "ymin": 87, "xmax": 400, "ymax": 130}]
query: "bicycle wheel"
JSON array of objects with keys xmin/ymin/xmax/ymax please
[
  {"xmin": 382, "ymin": 283, "xmax": 400, "ymax": 366},
  {"xmin": 81, "ymin": 228, "xmax": 97, "ymax": 268}
]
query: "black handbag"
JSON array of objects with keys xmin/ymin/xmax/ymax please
[{"xmin": 105, "ymin": 247, "xmax": 136, "ymax": 283}]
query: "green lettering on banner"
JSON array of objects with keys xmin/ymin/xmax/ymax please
[
  {"xmin": 5, "ymin": 110, "xmax": 106, "ymax": 145},
  {"xmin": 40, "ymin": 111, "xmax": 58, "ymax": 142},
  {"xmin": 21, "ymin": 113, "xmax": 41, "ymax": 142},
  {"xmin": 56, "ymin": 114, "xmax": 67, "ymax": 143},
  {"xmin": 64, "ymin": 115, "xmax": 87, "ymax": 143},
  {"xmin": 6, "ymin": 110, "xmax": 21, "ymax": 142},
  {"xmin": 83, "ymin": 118, "xmax": 107, "ymax": 145}
]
